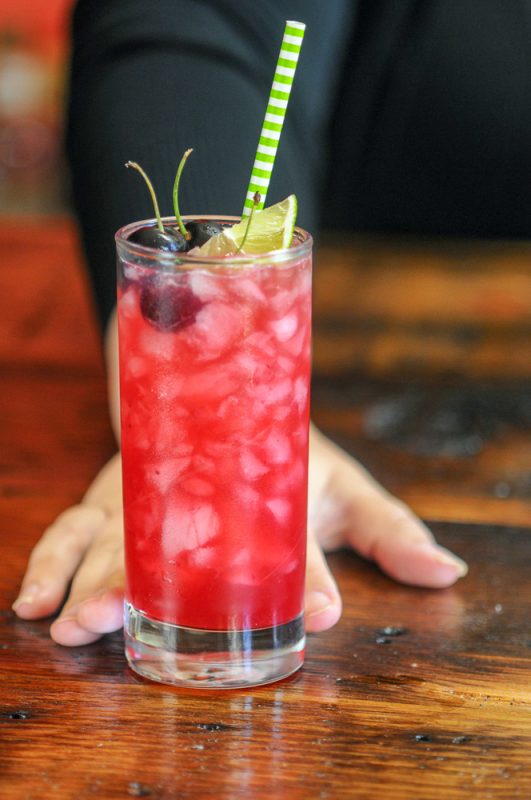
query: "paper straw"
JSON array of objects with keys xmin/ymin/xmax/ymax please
[{"xmin": 242, "ymin": 20, "xmax": 306, "ymax": 216}]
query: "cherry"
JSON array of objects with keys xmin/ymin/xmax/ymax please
[
  {"xmin": 140, "ymin": 275, "xmax": 203, "ymax": 332},
  {"xmin": 125, "ymin": 160, "xmax": 188, "ymax": 251},
  {"xmin": 126, "ymin": 151, "xmax": 224, "ymax": 253},
  {"xmin": 186, "ymin": 221, "xmax": 224, "ymax": 248},
  {"xmin": 129, "ymin": 224, "xmax": 187, "ymax": 252},
  {"xmin": 126, "ymin": 154, "xmax": 205, "ymax": 332},
  {"xmin": 171, "ymin": 151, "xmax": 223, "ymax": 248}
]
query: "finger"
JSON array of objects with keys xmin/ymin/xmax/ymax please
[
  {"xmin": 50, "ymin": 512, "xmax": 124, "ymax": 646},
  {"xmin": 304, "ymin": 529, "xmax": 342, "ymax": 633},
  {"xmin": 82, "ymin": 451, "xmax": 122, "ymax": 514},
  {"xmin": 310, "ymin": 430, "xmax": 467, "ymax": 588},
  {"xmin": 349, "ymin": 494, "xmax": 468, "ymax": 588},
  {"xmin": 12, "ymin": 505, "xmax": 107, "ymax": 619},
  {"xmin": 50, "ymin": 586, "xmax": 124, "ymax": 647}
]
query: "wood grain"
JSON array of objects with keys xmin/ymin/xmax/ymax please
[
  {"xmin": 313, "ymin": 234, "xmax": 531, "ymax": 527},
  {"xmin": 0, "ymin": 219, "xmax": 530, "ymax": 799}
]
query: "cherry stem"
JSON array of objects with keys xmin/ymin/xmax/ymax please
[
  {"xmin": 236, "ymin": 192, "xmax": 261, "ymax": 254},
  {"xmin": 173, "ymin": 148, "xmax": 193, "ymax": 240},
  {"xmin": 125, "ymin": 161, "xmax": 164, "ymax": 232}
]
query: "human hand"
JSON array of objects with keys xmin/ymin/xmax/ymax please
[
  {"xmin": 12, "ymin": 429, "xmax": 467, "ymax": 645},
  {"xmin": 304, "ymin": 426, "xmax": 467, "ymax": 632},
  {"xmin": 13, "ymin": 453, "xmax": 125, "ymax": 645}
]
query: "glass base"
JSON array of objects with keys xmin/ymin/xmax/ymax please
[{"xmin": 124, "ymin": 603, "xmax": 305, "ymax": 689}]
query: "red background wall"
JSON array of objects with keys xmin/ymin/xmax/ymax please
[{"xmin": 0, "ymin": 0, "xmax": 74, "ymax": 213}]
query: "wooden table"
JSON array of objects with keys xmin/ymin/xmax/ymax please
[{"xmin": 1, "ymin": 219, "xmax": 530, "ymax": 799}]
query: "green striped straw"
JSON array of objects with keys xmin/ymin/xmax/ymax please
[{"xmin": 242, "ymin": 20, "xmax": 306, "ymax": 216}]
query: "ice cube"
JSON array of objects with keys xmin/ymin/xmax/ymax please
[
  {"xmin": 269, "ymin": 285, "xmax": 299, "ymax": 316},
  {"xmin": 232, "ymin": 483, "xmax": 261, "ymax": 509},
  {"xmin": 151, "ymin": 415, "xmax": 189, "ymax": 454},
  {"xmin": 247, "ymin": 360, "xmax": 274, "ymax": 385},
  {"xmin": 139, "ymin": 328, "xmax": 176, "ymax": 361},
  {"xmin": 240, "ymin": 450, "xmax": 269, "ymax": 480},
  {"xmin": 191, "ymin": 301, "xmax": 245, "ymax": 360},
  {"xmin": 231, "ymin": 549, "xmax": 252, "ymax": 568},
  {"xmin": 228, "ymin": 550, "xmax": 261, "ymax": 586},
  {"xmin": 283, "ymin": 326, "xmax": 307, "ymax": 357},
  {"xmin": 217, "ymin": 394, "xmax": 240, "ymax": 418},
  {"xmin": 148, "ymin": 457, "xmax": 191, "ymax": 494},
  {"xmin": 266, "ymin": 497, "xmax": 291, "ymax": 525},
  {"xmin": 277, "ymin": 355, "xmax": 295, "ymax": 375},
  {"xmin": 272, "ymin": 457, "xmax": 305, "ymax": 493},
  {"xmin": 127, "ymin": 356, "xmax": 147, "ymax": 378},
  {"xmin": 216, "ymin": 395, "xmax": 259, "ymax": 439},
  {"xmin": 233, "ymin": 277, "xmax": 267, "ymax": 304},
  {"xmin": 233, "ymin": 352, "xmax": 260, "ymax": 376},
  {"xmin": 188, "ymin": 272, "xmax": 226, "ymax": 302},
  {"xmin": 270, "ymin": 312, "xmax": 298, "ymax": 342},
  {"xmin": 192, "ymin": 454, "xmax": 216, "ymax": 475},
  {"xmin": 263, "ymin": 428, "xmax": 292, "ymax": 466},
  {"xmin": 272, "ymin": 405, "xmax": 291, "ymax": 422},
  {"xmin": 179, "ymin": 367, "xmax": 237, "ymax": 400},
  {"xmin": 119, "ymin": 287, "xmax": 138, "ymax": 318},
  {"xmin": 189, "ymin": 546, "xmax": 217, "ymax": 568},
  {"xmin": 245, "ymin": 331, "xmax": 276, "ymax": 357},
  {"xmin": 134, "ymin": 433, "xmax": 151, "ymax": 450},
  {"xmin": 162, "ymin": 497, "xmax": 219, "ymax": 556},
  {"xmin": 251, "ymin": 400, "xmax": 272, "ymax": 422},
  {"xmin": 293, "ymin": 376, "xmax": 309, "ymax": 415},
  {"xmin": 153, "ymin": 374, "xmax": 184, "ymax": 401},
  {"xmin": 253, "ymin": 377, "xmax": 292, "ymax": 406}
]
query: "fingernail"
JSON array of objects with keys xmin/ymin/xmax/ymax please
[
  {"xmin": 432, "ymin": 547, "xmax": 468, "ymax": 577},
  {"xmin": 306, "ymin": 591, "xmax": 335, "ymax": 618},
  {"xmin": 12, "ymin": 583, "xmax": 41, "ymax": 611}
]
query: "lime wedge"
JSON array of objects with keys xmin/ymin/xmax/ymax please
[{"xmin": 196, "ymin": 195, "xmax": 298, "ymax": 257}]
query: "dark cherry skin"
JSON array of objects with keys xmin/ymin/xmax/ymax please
[
  {"xmin": 140, "ymin": 275, "xmax": 204, "ymax": 332},
  {"xmin": 131, "ymin": 222, "xmax": 224, "ymax": 330},
  {"xmin": 186, "ymin": 221, "xmax": 224, "ymax": 248},
  {"xmin": 129, "ymin": 222, "xmax": 224, "ymax": 252},
  {"xmin": 129, "ymin": 225, "xmax": 188, "ymax": 252}
]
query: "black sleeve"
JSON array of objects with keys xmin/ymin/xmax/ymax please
[
  {"xmin": 324, "ymin": 0, "xmax": 531, "ymax": 239},
  {"xmin": 65, "ymin": 0, "xmax": 355, "ymax": 330}
]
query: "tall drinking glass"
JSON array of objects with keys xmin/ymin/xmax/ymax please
[{"xmin": 115, "ymin": 216, "xmax": 312, "ymax": 688}]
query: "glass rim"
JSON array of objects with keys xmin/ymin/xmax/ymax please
[{"xmin": 115, "ymin": 215, "xmax": 313, "ymax": 269}]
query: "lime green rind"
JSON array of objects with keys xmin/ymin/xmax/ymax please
[
  {"xmin": 289, "ymin": 196, "xmax": 298, "ymax": 246},
  {"xmin": 198, "ymin": 195, "xmax": 298, "ymax": 256}
]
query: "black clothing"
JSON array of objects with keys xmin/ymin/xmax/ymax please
[{"xmin": 66, "ymin": 0, "xmax": 531, "ymax": 328}]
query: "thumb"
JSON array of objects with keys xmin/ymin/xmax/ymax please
[{"xmin": 304, "ymin": 528, "xmax": 342, "ymax": 633}]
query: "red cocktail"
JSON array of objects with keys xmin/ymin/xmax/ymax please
[{"xmin": 116, "ymin": 216, "xmax": 312, "ymax": 687}]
